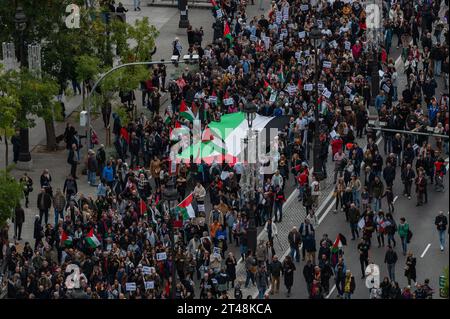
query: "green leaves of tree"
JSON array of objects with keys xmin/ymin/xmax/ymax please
[{"xmin": 0, "ymin": 167, "xmax": 24, "ymax": 228}]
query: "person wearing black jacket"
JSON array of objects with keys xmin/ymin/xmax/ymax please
[
  {"xmin": 384, "ymin": 245, "xmax": 398, "ymax": 282},
  {"xmin": 382, "ymin": 161, "xmax": 396, "ymax": 187},
  {"xmin": 404, "ymin": 252, "xmax": 417, "ymax": 286},
  {"xmin": 288, "ymin": 227, "xmax": 301, "ymax": 262},
  {"xmin": 435, "ymin": 211, "xmax": 448, "ymax": 251},
  {"xmin": 302, "ymin": 259, "xmax": 314, "ymax": 297},
  {"xmin": 357, "ymin": 238, "xmax": 370, "ymax": 279},
  {"xmin": 401, "ymin": 163, "xmax": 415, "ymax": 199},
  {"xmin": 37, "ymin": 188, "xmax": 52, "ymax": 225},
  {"xmin": 67, "ymin": 144, "xmax": 79, "ymax": 179},
  {"xmin": 129, "ymin": 132, "xmax": 140, "ymax": 168},
  {"xmin": 33, "ymin": 215, "xmax": 43, "ymax": 249},
  {"xmin": 13, "ymin": 205, "xmax": 25, "ymax": 240},
  {"xmin": 318, "ymin": 255, "xmax": 334, "ymax": 295},
  {"xmin": 11, "ymin": 130, "xmax": 21, "ymax": 164}
]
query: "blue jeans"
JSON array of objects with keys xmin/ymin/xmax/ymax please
[
  {"xmin": 387, "ymin": 263, "xmax": 396, "ymax": 282},
  {"xmin": 439, "ymin": 230, "xmax": 446, "ymax": 249},
  {"xmin": 290, "ymin": 247, "xmax": 300, "ymax": 262},
  {"xmin": 434, "ymin": 60, "xmax": 442, "ymax": 76},
  {"xmin": 88, "ymin": 171, "xmax": 96, "ymax": 185},
  {"xmin": 245, "ymin": 271, "xmax": 255, "ymax": 288},
  {"xmin": 274, "ymin": 202, "xmax": 283, "ymax": 221},
  {"xmin": 298, "ymin": 185, "xmax": 305, "ymax": 201},
  {"xmin": 400, "ymin": 236, "xmax": 408, "ymax": 254},
  {"xmin": 54, "ymin": 208, "xmax": 64, "ymax": 225},
  {"xmin": 352, "ymin": 190, "xmax": 360, "ymax": 207},
  {"xmin": 258, "ymin": 287, "xmax": 266, "ymax": 299},
  {"xmin": 372, "ymin": 197, "xmax": 381, "ymax": 212},
  {"xmin": 134, "ymin": 0, "xmax": 141, "ymax": 9}
]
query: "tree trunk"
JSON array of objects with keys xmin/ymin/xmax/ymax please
[
  {"xmin": 44, "ymin": 119, "xmax": 57, "ymax": 151},
  {"xmin": 4, "ymin": 135, "xmax": 8, "ymax": 168}
]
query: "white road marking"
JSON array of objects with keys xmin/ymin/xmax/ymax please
[
  {"xmin": 393, "ymin": 196, "xmax": 398, "ymax": 203},
  {"xmin": 326, "ymin": 285, "xmax": 336, "ymax": 299},
  {"xmin": 318, "ymin": 199, "xmax": 337, "ymax": 224},
  {"xmin": 420, "ymin": 244, "xmax": 431, "ymax": 258}
]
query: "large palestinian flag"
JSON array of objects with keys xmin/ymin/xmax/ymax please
[{"xmin": 176, "ymin": 112, "xmax": 289, "ymax": 165}]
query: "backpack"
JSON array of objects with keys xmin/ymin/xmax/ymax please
[{"xmin": 407, "ymin": 229, "xmax": 413, "ymax": 243}]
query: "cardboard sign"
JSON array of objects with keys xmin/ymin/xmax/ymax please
[
  {"xmin": 322, "ymin": 88, "xmax": 332, "ymax": 99},
  {"xmin": 345, "ymin": 86, "xmax": 352, "ymax": 94},
  {"xmin": 156, "ymin": 252, "xmax": 167, "ymax": 261},
  {"xmin": 142, "ymin": 266, "xmax": 152, "ymax": 275},
  {"xmin": 223, "ymin": 98, "xmax": 234, "ymax": 106},
  {"xmin": 126, "ymin": 282, "xmax": 136, "ymax": 291},
  {"xmin": 209, "ymin": 96, "xmax": 217, "ymax": 103},
  {"xmin": 298, "ymin": 31, "xmax": 306, "ymax": 38},
  {"xmin": 304, "ymin": 83, "xmax": 313, "ymax": 91},
  {"xmin": 300, "ymin": 4, "xmax": 309, "ymax": 11},
  {"xmin": 269, "ymin": 92, "xmax": 278, "ymax": 103},
  {"xmin": 344, "ymin": 41, "xmax": 351, "ymax": 50},
  {"xmin": 317, "ymin": 20, "xmax": 323, "ymax": 29},
  {"xmin": 144, "ymin": 281, "xmax": 155, "ymax": 290},
  {"xmin": 323, "ymin": 61, "xmax": 332, "ymax": 69}
]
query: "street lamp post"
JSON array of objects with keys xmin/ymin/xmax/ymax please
[
  {"xmin": 242, "ymin": 103, "xmax": 258, "ymax": 254},
  {"xmin": 162, "ymin": 178, "xmax": 179, "ymax": 299},
  {"xmin": 14, "ymin": 5, "xmax": 32, "ymax": 168},
  {"xmin": 310, "ymin": 24, "xmax": 324, "ymax": 180}
]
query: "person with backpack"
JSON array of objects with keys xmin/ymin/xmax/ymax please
[{"xmin": 398, "ymin": 217, "xmax": 410, "ymax": 256}]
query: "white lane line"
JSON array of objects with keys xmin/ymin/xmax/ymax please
[
  {"xmin": 318, "ymin": 199, "xmax": 337, "ymax": 225},
  {"xmin": 393, "ymin": 196, "xmax": 398, "ymax": 203},
  {"xmin": 326, "ymin": 285, "xmax": 336, "ymax": 299},
  {"xmin": 420, "ymin": 244, "xmax": 431, "ymax": 258}
]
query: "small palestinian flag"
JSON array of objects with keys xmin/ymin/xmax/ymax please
[
  {"xmin": 224, "ymin": 21, "xmax": 234, "ymax": 46},
  {"xmin": 331, "ymin": 233, "xmax": 347, "ymax": 254},
  {"xmin": 164, "ymin": 112, "xmax": 172, "ymax": 125},
  {"xmin": 176, "ymin": 193, "xmax": 196, "ymax": 221},
  {"xmin": 139, "ymin": 198, "xmax": 148, "ymax": 216},
  {"xmin": 264, "ymin": 79, "xmax": 272, "ymax": 92},
  {"xmin": 179, "ymin": 99, "xmax": 195, "ymax": 122},
  {"xmin": 61, "ymin": 230, "xmax": 72, "ymax": 247},
  {"xmin": 85, "ymin": 229, "xmax": 101, "ymax": 248}
]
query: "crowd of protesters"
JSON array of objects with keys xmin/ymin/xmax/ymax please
[{"xmin": 0, "ymin": 0, "xmax": 449, "ymax": 299}]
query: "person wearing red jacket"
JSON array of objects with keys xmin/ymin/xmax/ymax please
[
  {"xmin": 297, "ymin": 166, "xmax": 309, "ymax": 202},
  {"xmin": 273, "ymin": 186, "xmax": 286, "ymax": 223},
  {"xmin": 331, "ymin": 135, "xmax": 344, "ymax": 159}
]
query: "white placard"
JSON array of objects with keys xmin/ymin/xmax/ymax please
[
  {"xmin": 304, "ymin": 83, "xmax": 313, "ymax": 91},
  {"xmin": 330, "ymin": 130, "xmax": 337, "ymax": 139},
  {"xmin": 345, "ymin": 86, "xmax": 352, "ymax": 94},
  {"xmin": 220, "ymin": 171, "xmax": 230, "ymax": 180},
  {"xmin": 281, "ymin": 29, "xmax": 288, "ymax": 36},
  {"xmin": 344, "ymin": 41, "xmax": 351, "ymax": 50},
  {"xmin": 349, "ymin": 94, "xmax": 355, "ymax": 101},
  {"xmin": 276, "ymin": 11, "xmax": 282, "ymax": 24},
  {"xmin": 269, "ymin": 92, "xmax": 277, "ymax": 103},
  {"xmin": 298, "ymin": 31, "xmax": 306, "ymax": 38},
  {"xmin": 317, "ymin": 83, "xmax": 325, "ymax": 90},
  {"xmin": 303, "ymin": 50, "xmax": 310, "ymax": 56},
  {"xmin": 216, "ymin": 9, "xmax": 223, "ymax": 18},
  {"xmin": 275, "ymin": 42, "xmax": 283, "ymax": 50},
  {"xmin": 223, "ymin": 97, "xmax": 234, "ymax": 106},
  {"xmin": 300, "ymin": 4, "xmax": 309, "ymax": 11},
  {"xmin": 288, "ymin": 23, "xmax": 295, "ymax": 29},
  {"xmin": 209, "ymin": 96, "xmax": 217, "ymax": 103},
  {"xmin": 250, "ymin": 35, "xmax": 258, "ymax": 42},
  {"xmin": 295, "ymin": 51, "xmax": 301, "ymax": 60},
  {"xmin": 263, "ymin": 37, "xmax": 270, "ymax": 50},
  {"xmin": 198, "ymin": 204, "xmax": 205, "ymax": 212},
  {"xmin": 142, "ymin": 266, "xmax": 151, "ymax": 275},
  {"xmin": 322, "ymin": 88, "xmax": 332, "ymax": 99},
  {"xmin": 330, "ymin": 40, "xmax": 338, "ymax": 48},
  {"xmin": 317, "ymin": 20, "xmax": 323, "ymax": 29},
  {"xmin": 156, "ymin": 252, "xmax": 167, "ymax": 261},
  {"xmin": 382, "ymin": 84, "xmax": 390, "ymax": 93},
  {"xmin": 213, "ymin": 247, "xmax": 221, "ymax": 255},
  {"xmin": 126, "ymin": 282, "xmax": 136, "ymax": 291},
  {"xmin": 144, "ymin": 281, "xmax": 155, "ymax": 290},
  {"xmin": 323, "ymin": 61, "xmax": 332, "ymax": 69}
]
